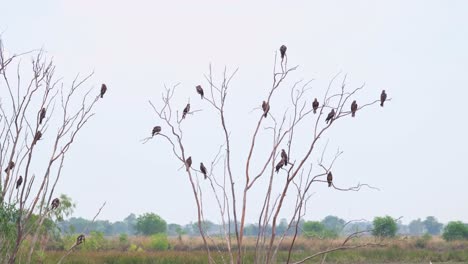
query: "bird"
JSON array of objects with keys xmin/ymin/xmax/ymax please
[
  {"xmin": 196, "ymin": 85, "xmax": 204, "ymax": 99},
  {"xmin": 152, "ymin": 126, "xmax": 161, "ymax": 136},
  {"xmin": 200, "ymin": 162, "xmax": 207, "ymax": 179},
  {"xmin": 275, "ymin": 159, "xmax": 285, "ymax": 173},
  {"xmin": 182, "ymin": 103, "xmax": 190, "ymax": 119},
  {"xmin": 76, "ymin": 234, "xmax": 85, "ymax": 245},
  {"xmin": 281, "ymin": 149, "xmax": 288, "ymax": 167},
  {"xmin": 16, "ymin": 176, "xmax": 23, "ymax": 189},
  {"xmin": 280, "ymin": 45, "xmax": 287, "ymax": 60},
  {"xmin": 4, "ymin": 161, "xmax": 15, "ymax": 173},
  {"xmin": 380, "ymin": 90, "xmax": 387, "ymax": 107},
  {"xmin": 312, "ymin": 98, "xmax": 319, "ymax": 114},
  {"xmin": 325, "ymin": 109, "xmax": 335, "ymax": 124},
  {"xmin": 39, "ymin": 108, "xmax": 46, "ymax": 125},
  {"xmin": 185, "ymin": 156, "xmax": 192, "ymax": 171},
  {"xmin": 33, "ymin": 131, "xmax": 42, "ymax": 145},
  {"xmin": 351, "ymin": 100, "xmax": 358, "ymax": 117},
  {"xmin": 51, "ymin": 198, "xmax": 60, "ymax": 210},
  {"xmin": 100, "ymin": 84, "xmax": 107, "ymax": 98},
  {"xmin": 262, "ymin": 101, "xmax": 270, "ymax": 118},
  {"xmin": 327, "ymin": 172, "xmax": 333, "ymax": 187}
]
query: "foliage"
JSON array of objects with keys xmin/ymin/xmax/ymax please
[
  {"xmin": 321, "ymin": 215, "xmax": 345, "ymax": 234},
  {"xmin": 372, "ymin": 216, "xmax": 397, "ymax": 238},
  {"xmin": 0, "ymin": 203, "xmax": 19, "ymax": 255},
  {"xmin": 423, "ymin": 216, "xmax": 443, "ymax": 235},
  {"xmin": 302, "ymin": 221, "xmax": 338, "ymax": 238},
  {"xmin": 408, "ymin": 218, "xmax": 424, "ymax": 236},
  {"xmin": 135, "ymin": 213, "xmax": 167, "ymax": 236},
  {"xmin": 442, "ymin": 221, "xmax": 468, "ymax": 241},
  {"xmin": 150, "ymin": 233, "xmax": 170, "ymax": 251},
  {"xmin": 415, "ymin": 233, "xmax": 432, "ymax": 248}
]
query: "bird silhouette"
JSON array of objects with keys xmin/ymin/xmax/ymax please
[
  {"xmin": 325, "ymin": 109, "xmax": 335, "ymax": 124},
  {"xmin": 200, "ymin": 162, "xmax": 207, "ymax": 179},
  {"xmin": 39, "ymin": 108, "xmax": 46, "ymax": 124},
  {"xmin": 280, "ymin": 45, "xmax": 287, "ymax": 60},
  {"xmin": 312, "ymin": 98, "xmax": 319, "ymax": 114},
  {"xmin": 327, "ymin": 172, "xmax": 333, "ymax": 187},
  {"xmin": 380, "ymin": 90, "xmax": 387, "ymax": 107},
  {"xmin": 100, "ymin": 84, "xmax": 107, "ymax": 98},
  {"xmin": 182, "ymin": 103, "xmax": 190, "ymax": 119},
  {"xmin": 281, "ymin": 149, "xmax": 288, "ymax": 167},
  {"xmin": 152, "ymin": 126, "xmax": 161, "ymax": 136},
  {"xmin": 351, "ymin": 100, "xmax": 358, "ymax": 117},
  {"xmin": 51, "ymin": 198, "xmax": 60, "ymax": 210},
  {"xmin": 16, "ymin": 176, "xmax": 23, "ymax": 189},
  {"xmin": 185, "ymin": 156, "xmax": 192, "ymax": 171},
  {"xmin": 4, "ymin": 161, "xmax": 15, "ymax": 173},
  {"xmin": 262, "ymin": 101, "xmax": 270, "ymax": 118},
  {"xmin": 275, "ymin": 159, "xmax": 285, "ymax": 173},
  {"xmin": 196, "ymin": 85, "xmax": 204, "ymax": 99},
  {"xmin": 76, "ymin": 234, "xmax": 85, "ymax": 245},
  {"xmin": 33, "ymin": 131, "xmax": 42, "ymax": 145}
]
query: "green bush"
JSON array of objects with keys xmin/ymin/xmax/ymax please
[
  {"xmin": 302, "ymin": 221, "xmax": 338, "ymax": 238},
  {"xmin": 135, "ymin": 213, "xmax": 167, "ymax": 236},
  {"xmin": 443, "ymin": 221, "xmax": 468, "ymax": 241},
  {"xmin": 372, "ymin": 216, "xmax": 397, "ymax": 238},
  {"xmin": 150, "ymin": 233, "xmax": 170, "ymax": 251},
  {"xmin": 415, "ymin": 233, "xmax": 432, "ymax": 248}
]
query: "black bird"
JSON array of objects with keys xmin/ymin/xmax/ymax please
[
  {"xmin": 281, "ymin": 149, "xmax": 288, "ymax": 167},
  {"xmin": 76, "ymin": 234, "xmax": 85, "ymax": 245},
  {"xmin": 262, "ymin": 101, "xmax": 270, "ymax": 118},
  {"xmin": 51, "ymin": 198, "xmax": 60, "ymax": 210},
  {"xmin": 325, "ymin": 109, "xmax": 335, "ymax": 124},
  {"xmin": 152, "ymin": 126, "xmax": 161, "ymax": 136},
  {"xmin": 200, "ymin": 162, "xmax": 207, "ymax": 179},
  {"xmin": 33, "ymin": 131, "xmax": 42, "ymax": 145},
  {"xmin": 185, "ymin": 156, "xmax": 192, "ymax": 171},
  {"xmin": 312, "ymin": 98, "xmax": 319, "ymax": 114},
  {"xmin": 327, "ymin": 172, "xmax": 333, "ymax": 187},
  {"xmin": 100, "ymin": 84, "xmax": 107, "ymax": 98},
  {"xmin": 182, "ymin": 103, "xmax": 190, "ymax": 119},
  {"xmin": 280, "ymin": 45, "xmax": 287, "ymax": 60},
  {"xmin": 39, "ymin": 108, "xmax": 46, "ymax": 125},
  {"xmin": 16, "ymin": 176, "xmax": 23, "ymax": 189},
  {"xmin": 275, "ymin": 159, "xmax": 284, "ymax": 173},
  {"xmin": 4, "ymin": 161, "xmax": 15, "ymax": 173},
  {"xmin": 380, "ymin": 90, "xmax": 387, "ymax": 107},
  {"xmin": 351, "ymin": 100, "xmax": 358, "ymax": 117},
  {"xmin": 196, "ymin": 85, "xmax": 204, "ymax": 99}
]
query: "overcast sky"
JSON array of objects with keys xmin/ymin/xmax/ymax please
[{"xmin": 1, "ymin": 0, "xmax": 467, "ymax": 225}]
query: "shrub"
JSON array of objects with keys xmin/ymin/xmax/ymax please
[
  {"xmin": 150, "ymin": 233, "xmax": 170, "ymax": 250},
  {"xmin": 372, "ymin": 216, "xmax": 397, "ymax": 238},
  {"xmin": 443, "ymin": 221, "xmax": 468, "ymax": 241}
]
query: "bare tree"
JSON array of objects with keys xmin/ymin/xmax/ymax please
[
  {"xmin": 147, "ymin": 46, "xmax": 390, "ymax": 263},
  {"xmin": 0, "ymin": 38, "xmax": 103, "ymax": 264}
]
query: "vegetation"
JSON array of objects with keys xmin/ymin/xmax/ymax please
[
  {"xmin": 372, "ymin": 216, "xmax": 397, "ymax": 238},
  {"xmin": 135, "ymin": 213, "xmax": 167, "ymax": 236},
  {"xmin": 442, "ymin": 221, "xmax": 468, "ymax": 241}
]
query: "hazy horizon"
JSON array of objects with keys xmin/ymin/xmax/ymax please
[{"xmin": 1, "ymin": 0, "xmax": 467, "ymax": 225}]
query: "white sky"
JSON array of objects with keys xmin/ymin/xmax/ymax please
[{"xmin": 1, "ymin": 0, "xmax": 467, "ymax": 225}]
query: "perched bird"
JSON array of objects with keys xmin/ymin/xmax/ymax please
[
  {"xmin": 312, "ymin": 98, "xmax": 319, "ymax": 114},
  {"xmin": 4, "ymin": 161, "xmax": 15, "ymax": 173},
  {"xmin": 33, "ymin": 131, "xmax": 42, "ymax": 145},
  {"xmin": 185, "ymin": 156, "xmax": 192, "ymax": 171},
  {"xmin": 380, "ymin": 90, "xmax": 387, "ymax": 107},
  {"xmin": 351, "ymin": 100, "xmax": 358, "ymax": 117},
  {"xmin": 76, "ymin": 234, "xmax": 85, "ymax": 245},
  {"xmin": 325, "ymin": 109, "xmax": 335, "ymax": 124},
  {"xmin": 200, "ymin": 162, "xmax": 207, "ymax": 179},
  {"xmin": 327, "ymin": 172, "xmax": 333, "ymax": 187},
  {"xmin": 281, "ymin": 149, "xmax": 288, "ymax": 167},
  {"xmin": 280, "ymin": 45, "xmax": 287, "ymax": 60},
  {"xmin": 196, "ymin": 85, "xmax": 204, "ymax": 99},
  {"xmin": 182, "ymin": 103, "xmax": 190, "ymax": 119},
  {"xmin": 262, "ymin": 101, "xmax": 270, "ymax": 118},
  {"xmin": 51, "ymin": 198, "xmax": 60, "ymax": 210},
  {"xmin": 100, "ymin": 84, "xmax": 107, "ymax": 98},
  {"xmin": 275, "ymin": 159, "xmax": 285, "ymax": 173},
  {"xmin": 39, "ymin": 108, "xmax": 46, "ymax": 125},
  {"xmin": 152, "ymin": 126, "xmax": 161, "ymax": 136},
  {"xmin": 16, "ymin": 176, "xmax": 23, "ymax": 189}
]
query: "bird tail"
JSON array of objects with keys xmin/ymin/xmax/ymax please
[
  {"xmin": 263, "ymin": 113, "xmax": 267, "ymax": 118},
  {"xmin": 101, "ymin": 94, "xmax": 103, "ymax": 98},
  {"xmin": 313, "ymin": 109, "xmax": 316, "ymax": 114},
  {"xmin": 352, "ymin": 112, "xmax": 355, "ymax": 117},
  {"xmin": 328, "ymin": 182, "xmax": 332, "ymax": 187},
  {"xmin": 380, "ymin": 102, "xmax": 384, "ymax": 107}
]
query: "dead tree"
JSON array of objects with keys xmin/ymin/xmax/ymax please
[
  {"xmin": 0, "ymin": 38, "xmax": 102, "ymax": 264},
  {"xmin": 148, "ymin": 46, "xmax": 390, "ymax": 264}
]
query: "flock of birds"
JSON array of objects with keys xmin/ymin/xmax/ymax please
[{"xmin": 150, "ymin": 45, "xmax": 389, "ymax": 190}]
